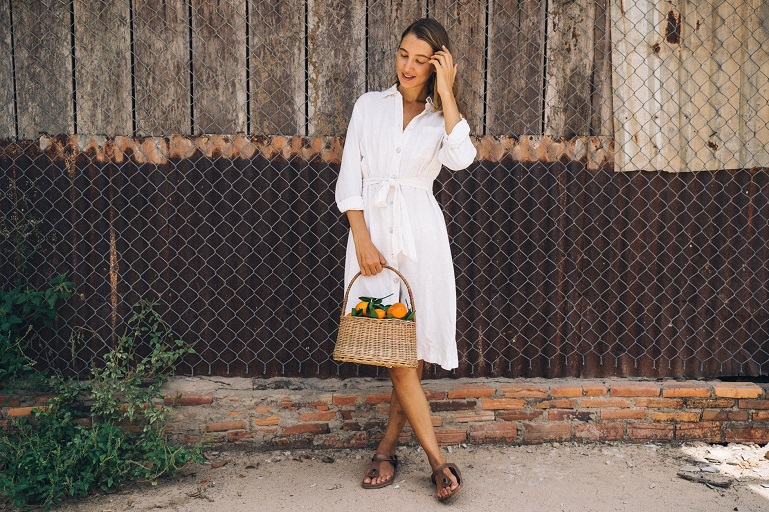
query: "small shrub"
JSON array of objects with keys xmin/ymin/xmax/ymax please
[{"xmin": 0, "ymin": 301, "xmax": 202, "ymax": 509}]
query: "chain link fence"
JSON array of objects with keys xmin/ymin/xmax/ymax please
[{"xmin": 1, "ymin": 0, "xmax": 768, "ymax": 379}]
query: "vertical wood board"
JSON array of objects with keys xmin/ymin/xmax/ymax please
[
  {"xmin": 249, "ymin": 0, "xmax": 305, "ymax": 135},
  {"xmin": 73, "ymin": 0, "xmax": 132, "ymax": 136},
  {"xmin": 307, "ymin": 0, "xmax": 366, "ymax": 135},
  {"xmin": 0, "ymin": 1, "xmax": 13, "ymax": 138},
  {"xmin": 133, "ymin": 0, "xmax": 190, "ymax": 136},
  {"xmin": 487, "ymin": 0, "xmax": 546, "ymax": 135},
  {"xmin": 612, "ymin": 0, "xmax": 769, "ymax": 172},
  {"xmin": 430, "ymin": 0, "xmax": 486, "ymax": 134},
  {"xmin": 543, "ymin": 0, "xmax": 596, "ymax": 137},
  {"xmin": 192, "ymin": 0, "xmax": 247, "ymax": 134},
  {"xmin": 367, "ymin": 0, "xmax": 424, "ymax": 93},
  {"xmin": 13, "ymin": 0, "xmax": 73, "ymax": 138},
  {"xmin": 591, "ymin": 0, "xmax": 613, "ymax": 136}
]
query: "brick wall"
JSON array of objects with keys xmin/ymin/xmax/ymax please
[{"xmin": 3, "ymin": 377, "xmax": 769, "ymax": 447}]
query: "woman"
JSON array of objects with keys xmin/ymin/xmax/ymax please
[{"xmin": 335, "ymin": 17, "xmax": 476, "ymax": 501}]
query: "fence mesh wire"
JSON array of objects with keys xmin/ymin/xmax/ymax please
[{"xmin": 1, "ymin": 0, "xmax": 768, "ymax": 379}]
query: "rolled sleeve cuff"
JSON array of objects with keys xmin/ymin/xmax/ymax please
[
  {"xmin": 337, "ymin": 196, "xmax": 364, "ymax": 213},
  {"xmin": 444, "ymin": 118, "xmax": 471, "ymax": 148}
]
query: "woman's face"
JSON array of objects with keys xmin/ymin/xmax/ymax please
[{"xmin": 396, "ymin": 33, "xmax": 435, "ymax": 96}]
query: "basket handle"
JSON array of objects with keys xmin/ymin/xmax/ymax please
[{"xmin": 340, "ymin": 265, "xmax": 416, "ymax": 318}]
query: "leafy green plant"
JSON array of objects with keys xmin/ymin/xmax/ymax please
[
  {"xmin": 0, "ymin": 274, "xmax": 73, "ymax": 384},
  {"xmin": 0, "ymin": 301, "xmax": 202, "ymax": 509}
]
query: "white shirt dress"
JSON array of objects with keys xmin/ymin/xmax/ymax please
[{"xmin": 335, "ymin": 85, "xmax": 477, "ymax": 370}]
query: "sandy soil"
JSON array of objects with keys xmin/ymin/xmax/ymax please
[{"xmin": 33, "ymin": 442, "xmax": 769, "ymax": 512}]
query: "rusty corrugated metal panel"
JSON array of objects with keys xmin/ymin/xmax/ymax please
[{"xmin": 1, "ymin": 138, "xmax": 767, "ymax": 380}]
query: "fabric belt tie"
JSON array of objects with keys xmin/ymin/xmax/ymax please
[{"xmin": 363, "ymin": 176, "xmax": 433, "ymax": 262}]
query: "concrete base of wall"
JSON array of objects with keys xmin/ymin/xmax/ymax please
[{"xmin": 4, "ymin": 377, "xmax": 769, "ymax": 448}]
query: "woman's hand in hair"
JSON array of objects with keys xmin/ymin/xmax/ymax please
[
  {"xmin": 431, "ymin": 45, "xmax": 461, "ymax": 135},
  {"xmin": 430, "ymin": 45, "xmax": 457, "ymax": 101}
]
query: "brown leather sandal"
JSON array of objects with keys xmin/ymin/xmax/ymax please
[
  {"xmin": 431, "ymin": 462, "xmax": 462, "ymax": 501},
  {"xmin": 361, "ymin": 453, "xmax": 399, "ymax": 489}
]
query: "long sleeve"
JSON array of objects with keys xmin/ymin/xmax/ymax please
[
  {"xmin": 335, "ymin": 99, "xmax": 366, "ymax": 213},
  {"xmin": 438, "ymin": 118, "xmax": 476, "ymax": 171}
]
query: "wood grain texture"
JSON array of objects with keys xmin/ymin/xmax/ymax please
[
  {"xmin": 13, "ymin": 0, "xmax": 73, "ymax": 138},
  {"xmin": 73, "ymin": 0, "xmax": 132, "ymax": 136},
  {"xmin": 0, "ymin": 1, "xmax": 13, "ymax": 138},
  {"xmin": 307, "ymin": 0, "xmax": 366, "ymax": 135},
  {"xmin": 430, "ymin": 0, "xmax": 486, "ymax": 134},
  {"xmin": 367, "ymin": 0, "xmax": 424, "ymax": 93},
  {"xmin": 487, "ymin": 0, "xmax": 546, "ymax": 135},
  {"xmin": 612, "ymin": 0, "xmax": 769, "ymax": 171},
  {"xmin": 191, "ymin": 0, "xmax": 247, "ymax": 134},
  {"xmin": 249, "ymin": 0, "xmax": 305, "ymax": 135},
  {"xmin": 133, "ymin": 0, "xmax": 190, "ymax": 136},
  {"xmin": 591, "ymin": 0, "xmax": 613, "ymax": 136},
  {"xmin": 543, "ymin": 0, "xmax": 596, "ymax": 137}
]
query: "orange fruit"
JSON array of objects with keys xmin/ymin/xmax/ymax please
[
  {"xmin": 355, "ymin": 301, "xmax": 368, "ymax": 314},
  {"xmin": 374, "ymin": 308, "xmax": 385, "ymax": 319},
  {"xmin": 387, "ymin": 302, "xmax": 408, "ymax": 319}
]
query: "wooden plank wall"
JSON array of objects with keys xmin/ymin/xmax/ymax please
[{"xmin": 0, "ymin": 0, "xmax": 614, "ymax": 139}]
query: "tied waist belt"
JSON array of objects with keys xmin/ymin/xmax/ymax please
[{"xmin": 362, "ymin": 176, "xmax": 434, "ymax": 262}]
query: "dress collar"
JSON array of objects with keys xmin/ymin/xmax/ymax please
[{"xmin": 383, "ymin": 85, "xmax": 436, "ymax": 111}]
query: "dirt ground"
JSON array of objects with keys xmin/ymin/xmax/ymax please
[{"xmin": 38, "ymin": 441, "xmax": 769, "ymax": 512}]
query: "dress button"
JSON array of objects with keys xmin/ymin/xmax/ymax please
[
  {"xmin": 391, "ymin": 175, "xmax": 397, "ymax": 179},
  {"xmin": 389, "ymin": 227, "xmax": 393, "ymax": 233},
  {"xmin": 396, "ymin": 148, "xmax": 401, "ymax": 153}
]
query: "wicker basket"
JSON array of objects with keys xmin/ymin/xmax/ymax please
[{"xmin": 333, "ymin": 265, "xmax": 418, "ymax": 368}]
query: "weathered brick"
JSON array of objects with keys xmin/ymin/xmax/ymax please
[
  {"xmin": 164, "ymin": 392, "xmax": 213, "ymax": 406},
  {"xmin": 448, "ymin": 386, "xmax": 495, "ymax": 399},
  {"xmin": 318, "ymin": 431, "xmax": 368, "ymax": 449},
  {"xmin": 686, "ymin": 398, "xmax": 735, "ymax": 409},
  {"xmin": 342, "ymin": 421, "xmax": 362, "ymax": 431},
  {"xmin": 634, "ymin": 398, "xmax": 684, "ymax": 409},
  {"xmin": 738, "ymin": 399, "xmax": 769, "ymax": 410},
  {"xmin": 299, "ymin": 410, "xmax": 337, "ymax": 422},
  {"xmin": 713, "ymin": 383, "xmax": 763, "ymax": 399},
  {"xmin": 281, "ymin": 423, "xmax": 330, "ymax": 436},
  {"xmin": 523, "ymin": 423, "xmax": 571, "ymax": 444},
  {"xmin": 481, "ymin": 398, "xmax": 525, "ymax": 410},
  {"xmin": 610, "ymin": 382, "xmax": 660, "ymax": 397},
  {"xmin": 0, "ymin": 396, "xmax": 20, "ymax": 407},
  {"xmin": 582, "ymin": 383, "xmax": 608, "ymax": 397},
  {"xmin": 253, "ymin": 416, "xmax": 280, "ymax": 426},
  {"xmin": 550, "ymin": 385, "xmax": 583, "ymax": 398},
  {"xmin": 675, "ymin": 422, "xmax": 723, "ymax": 442},
  {"xmin": 340, "ymin": 410, "xmax": 353, "ymax": 420},
  {"xmin": 496, "ymin": 410, "xmax": 544, "ymax": 422},
  {"xmin": 430, "ymin": 400, "xmax": 477, "ymax": 412},
  {"xmin": 6, "ymin": 407, "xmax": 37, "ymax": 417},
  {"xmin": 754, "ymin": 411, "xmax": 769, "ymax": 422},
  {"xmin": 332, "ymin": 394, "xmax": 359, "ymax": 406},
  {"xmin": 662, "ymin": 382, "xmax": 712, "ymax": 398},
  {"xmin": 574, "ymin": 422, "xmax": 624, "ymax": 442},
  {"xmin": 651, "ymin": 411, "xmax": 701, "ymax": 422},
  {"xmin": 580, "ymin": 398, "xmax": 630, "ymax": 409},
  {"xmin": 452, "ymin": 411, "xmax": 496, "ymax": 423},
  {"xmin": 724, "ymin": 425, "xmax": 769, "ymax": 443},
  {"xmin": 405, "ymin": 416, "xmax": 442, "ymax": 428},
  {"xmin": 435, "ymin": 429, "xmax": 467, "ymax": 445},
  {"xmin": 227, "ymin": 431, "xmax": 253, "ymax": 443},
  {"xmin": 600, "ymin": 409, "xmax": 647, "ymax": 420},
  {"xmin": 702, "ymin": 410, "xmax": 748, "ymax": 422},
  {"xmin": 425, "ymin": 390, "xmax": 448, "ymax": 401},
  {"xmin": 254, "ymin": 406, "xmax": 272, "ymax": 414},
  {"xmin": 365, "ymin": 393, "xmax": 392, "ymax": 405},
  {"xmin": 469, "ymin": 423, "xmax": 517, "ymax": 443},
  {"xmin": 626, "ymin": 423, "xmax": 674, "ymax": 441},
  {"xmin": 500, "ymin": 385, "xmax": 549, "ymax": 398},
  {"xmin": 534, "ymin": 399, "xmax": 576, "ymax": 410},
  {"xmin": 547, "ymin": 410, "xmax": 594, "ymax": 422},
  {"xmin": 204, "ymin": 420, "xmax": 248, "ymax": 432}
]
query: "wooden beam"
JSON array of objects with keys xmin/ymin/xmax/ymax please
[
  {"xmin": 73, "ymin": 0, "xmax": 132, "ymax": 136},
  {"xmin": 14, "ymin": 0, "xmax": 73, "ymax": 138},
  {"xmin": 249, "ymin": 0, "xmax": 305, "ymax": 135},
  {"xmin": 0, "ymin": 1, "xmax": 13, "ymax": 138},
  {"xmin": 191, "ymin": 0, "xmax": 247, "ymax": 134},
  {"xmin": 367, "ymin": 0, "xmax": 424, "ymax": 93},
  {"xmin": 133, "ymin": 0, "xmax": 190, "ymax": 136}
]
